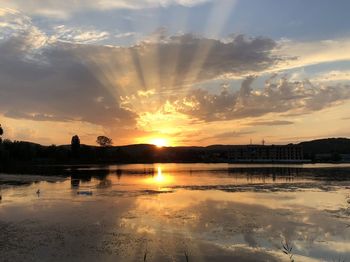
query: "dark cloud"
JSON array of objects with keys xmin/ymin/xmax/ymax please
[
  {"xmin": 0, "ymin": 36, "xmax": 137, "ymax": 127},
  {"xmin": 68, "ymin": 33, "xmax": 280, "ymax": 92},
  {"xmin": 140, "ymin": 33, "xmax": 279, "ymax": 87},
  {"xmin": 247, "ymin": 120, "xmax": 294, "ymax": 126},
  {"xmin": 198, "ymin": 130, "xmax": 255, "ymax": 142},
  {"xmin": 0, "ymin": 27, "xmax": 281, "ymax": 127},
  {"xmin": 4, "ymin": 110, "xmax": 71, "ymax": 122},
  {"xmin": 173, "ymin": 76, "xmax": 350, "ymax": 122}
]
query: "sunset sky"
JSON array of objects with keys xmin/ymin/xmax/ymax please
[{"xmin": 0, "ymin": 0, "xmax": 350, "ymax": 146}]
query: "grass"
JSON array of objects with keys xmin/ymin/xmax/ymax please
[
  {"xmin": 184, "ymin": 250, "xmax": 189, "ymax": 262},
  {"xmin": 282, "ymin": 240, "xmax": 295, "ymax": 262},
  {"xmin": 144, "ymin": 250, "xmax": 147, "ymax": 262}
]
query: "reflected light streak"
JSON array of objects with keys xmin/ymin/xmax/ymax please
[
  {"xmin": 144, "ymin": 165, "xmax": 174, "ymax": 186},
  {"xmin": 155, "ymin": 166, "xmax": 164, "ymax": 182}
]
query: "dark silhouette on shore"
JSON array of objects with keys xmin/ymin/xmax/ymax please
[
  {"xmin": 0, "ymin": 122, "xmax": 350, "ymax": 170},
  {"xmin": 96, "ymin": 136, "xmax": 113, "ymax": 147},
  {"xmin": 0, "ymin": 137, "xmax": 349, "ymax": 169},
  {"xmin": 0, "ymin": 124, "xmax": 3, "ymax": 143},
  {"xmin": 71, "ymin": 135, "xmax": 80, "ymax": 158},
  {"xmin": 70, "ymin": 135, "xmax": 80, "ymax": 158}
]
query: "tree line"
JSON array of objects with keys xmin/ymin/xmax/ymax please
[{"xmin": 0, "ymin": 124, "xmax": 119, "ymax": 168}]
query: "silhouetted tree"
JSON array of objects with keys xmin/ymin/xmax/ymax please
[
  {"xmin": 71, "ymin": 135, "xmax": 80, "ymax": 158},
  {"xmin": 0, "ymin": 124, "xmax": 3, "ymax": 143},
  {"xmin": 96, "ymin": 136, "xmax": 113, "ymax": 147}
]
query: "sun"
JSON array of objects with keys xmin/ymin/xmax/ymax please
[{"xmin": 150, "ymin": 138, "xmax": 168, "ymax": 148}]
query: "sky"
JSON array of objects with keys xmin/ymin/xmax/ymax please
[{"xmin": 0, "ymin": 0, "xmax": 350, "ymax": 146}]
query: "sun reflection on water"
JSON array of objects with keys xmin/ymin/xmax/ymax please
[
  {"xmin": 155, "ymin": 166, "xmax": 164, "ymax": 182},
  {"xmin": 144, "ymin": 165, "xmax": 174, "ymax": 187}
]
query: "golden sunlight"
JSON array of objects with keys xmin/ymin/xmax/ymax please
[
  {"xmin": 150, "ymin": 138, "xmax": 168, "ymax": 147},
  {"xmin": 144, "ymin": 166, "xmax": 174, "ymax": 186},
  {"xmin": 155, "ymin": 166, "xmax": 164, "ymax": 182}
]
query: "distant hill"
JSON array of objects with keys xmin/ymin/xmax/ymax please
[
  {"xmin": 299, "ymin": 137, "xmax": 350, "ymax": 156},
  {"xmin": 1, "ymin": 137, "xmax": 350, "ymax": 168}
]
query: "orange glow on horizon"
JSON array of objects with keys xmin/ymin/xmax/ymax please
[{"xmin": 150, "ymin": 138, "xmax": 169, "ymax": 148}]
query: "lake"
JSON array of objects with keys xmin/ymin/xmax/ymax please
[{"xmin": 0, "ymin": 163, "xmax": 350, "ymax": 262}]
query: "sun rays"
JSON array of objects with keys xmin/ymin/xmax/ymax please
[
  {"xmin": 62, "ymin": 1, "xmax": 240, "ymax": 145},
  {"xmin": 2, "ymin": 1, "xmax": 350, "ymax": 146}
]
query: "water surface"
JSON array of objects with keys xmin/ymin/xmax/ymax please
[{"xmin": 0, "ymin": 163, "xmax": 350, "ymax": 261}]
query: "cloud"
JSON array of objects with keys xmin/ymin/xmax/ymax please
[
  {"xmin": 0, "ymin": 0, "xmax": 211, "ymax": 18},
  {"xmin": 115, "ymin": 32, "xmax": 138, "ymax": 39},
  {"xmin": 2, "ymin": 19, "xmax": 348, "ymax": 133},
  {"xmin": 198, "ymin": 130, "xmax": 255, "ymax": 142},
  {"xmin": 0, "ymin": 12, "xmax": 283, "ymax": 129},
  {"xmin": 311, "ymin": 70, "xmax": 350, "ymax": 83},
  {"xmin": 0, "ymin": 10, "xmax": 137, "ymax": 128},
  {"xmin": 2, "ymin": 8, "xmax": 349, "ymax": 144},
  {"xmin": 172, "ymin": 75, "xmax": 350, "ymax": 121},
  {"xmin": 0, "ymin": 9, "xmax": 110, "ymax": 46},
  {"xmin": 274, "ymin": 38, "xmax": 350, "ymax": 72},
  {"xmin": 4, "ymin": 110, "xmax": 71, "ymax": 122},
  {"xmin": 0, "ymin": 8, "xmax": 50, "ymax": 50},
  {"xmin": 0, "ymin": 38, "xmax": 137, "ymax": 128},
  {"xmin": 53, "ymin": 25, "xmax": 110, "ymax": 44},
  {"xmin": 247, "ymin": 120, "xmax": 294, "ymax": 126},
  {"xmin": 123, "ymin": 33, "xmax": 279, "ymax": 90}
]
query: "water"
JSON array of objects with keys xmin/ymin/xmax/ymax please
[{"xmin": 0, "ymin": 163, "xmax": 350, "ymax": 262}]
